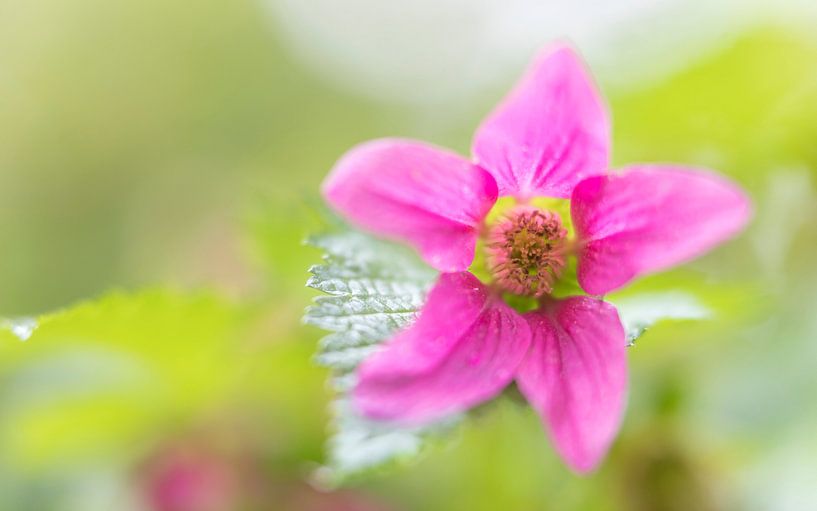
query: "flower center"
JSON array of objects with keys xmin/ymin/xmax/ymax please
[{"xmin": 485, "ymin": 205, "xmax": 567, "ymax": 297}]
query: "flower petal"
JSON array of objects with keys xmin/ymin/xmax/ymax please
[
  {"xmin": 353, "ymin": 272, "xmax": 530, "ymax": 424},
  {"xmin": 572, "ymin": 166, "xmax": 752, "ymax": 295},
  {"xmin": 322, "ymin": 138, "xmax": 498, "ymax": 272},
  {"xmin": 517, "ymin": 297, "xmax": 627, "ymax": 474},
  {"xmin": 472, "ymin": 44, "xmax": 610, "ymax": 199}
]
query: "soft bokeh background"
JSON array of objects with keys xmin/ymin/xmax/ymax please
[{"xmin": 1, "ymin": 0, "xmax": 817, "ymax": 509}]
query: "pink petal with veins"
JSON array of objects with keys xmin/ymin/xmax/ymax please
[
  {"xmin": 323, "ymin": 139, "xmax": 497, "ymax": 272},
  {"xmin": 572, "ymin": 165, "xmax": 751, "ymax": 295},
  {"xmin": 517, "ymin": 297, "xmax": 627, "ymax": 474},
  {"xmin": 354, "ymin": 272, "xmax": 530, "ymax": 424},
  {"xmin": 472, "ymin": 44, "xmax": 610, "ymax": 199}
]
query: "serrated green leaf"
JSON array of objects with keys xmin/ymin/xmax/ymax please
[
  {"xmin": 319, "ymin": 398, "xmax": 459, "ymax": 484},
  {"xmin": 314, "ymin": 346, "xmax": 381, "ymax": 372},
  {"xmin": 611, "ymin": 292, "xmax": 711, "ymax": 346},
  {"xmin": 305, "ymin": 226, "xmax": 458, "ymax": 482},
  {"xmin": 306, "ymin": 295, "xmax": 419, "ymax": 332},
  {"xmin": 307, "ymin": 265, "xmax": 429, "ymax": 297},
  {"xmin": 305, "ymin": 229, "xmax": 434, "ymax": 376}
]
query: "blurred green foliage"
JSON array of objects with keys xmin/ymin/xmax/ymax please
[
  {"xmin": 1, "ymin": 0, "xmax": 816, "ymax": 508},
  {"xmin": 0, "ymin": 290, "xmax": 328, "ymax": 509}
]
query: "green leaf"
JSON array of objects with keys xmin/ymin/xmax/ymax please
[
  {"xmin": 305, "ymin": 226, "xmax": 458, "ymax": 483},
  {"xmin": 0, "ymin": 291, "xmax": 254, "ymax": 468},
  {"xmin": 611, "ymin": 292, "xmax": 711, "ymax": 346},
  {"xmin": 0, "ymin": 289, "xmax": 335, "ymax": 509},
  {"xmin": 305, "ymin": 229, "xmax": 435, "ymax": 375},
  {"xmin": 320, "ymin": 398, "xmax": 459, "ymax": 481}
]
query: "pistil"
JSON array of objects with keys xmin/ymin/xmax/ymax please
[{"xmin": 485, "ymin": 205, "xmax": 568, "ymax": 297}]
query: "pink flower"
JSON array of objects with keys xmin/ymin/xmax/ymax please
[
  {"xmin": 321, "ymin": 44, "xmax": 750, "ymax": 473},
  {"xmin": 142, "ymin": 446, "xmax": 239, "ymax": 511}
]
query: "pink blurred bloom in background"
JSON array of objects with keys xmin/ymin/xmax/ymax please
[
  {"xmin": 142, "ymin": 445, "xmax": 239, "ymax": 511},
  {"xmin": 322, "ymin": 44, "xmax": 750, "ymax": 473}
]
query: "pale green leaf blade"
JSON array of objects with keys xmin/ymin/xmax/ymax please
[
  {"xmin": 305, "ymin": 226, "xmax": 458, "ymax": 482},
  {"xmin": 612, "ymin": 292, "xmax": 712, "ymax": 346}
]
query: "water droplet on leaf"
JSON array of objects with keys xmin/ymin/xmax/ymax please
[{"xmin": 2, "ymin": 317, "xmax": 37, "ymax": 341}]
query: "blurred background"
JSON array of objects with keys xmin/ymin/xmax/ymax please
[{"xmin": 1, "ymin": 0, "xmax": 817, "ymax": 509}]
